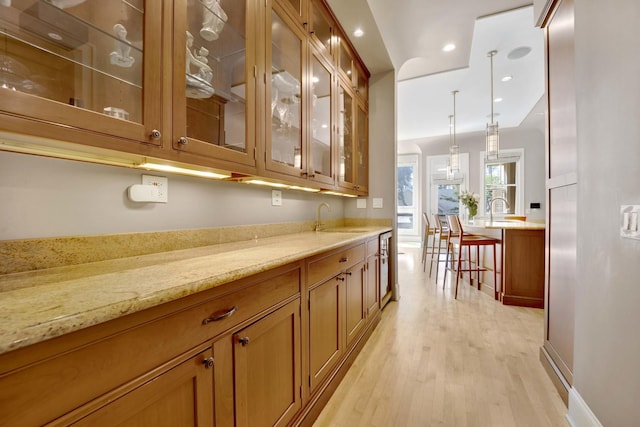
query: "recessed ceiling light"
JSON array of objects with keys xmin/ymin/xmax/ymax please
[
  {"xmin": 353, "ymin": 28, "xmax": 364, "ymax": 38},
  {"xmin": 494, "ymin": 97, "xmax": 503, "ymax": 103},
  {"xmin": 501, "ymin": 75, "xmax": 513, "ymax": 82},
  {"xmin": 442, "ymin": 43, "xmax": 456, "ymax": 52},
  {"xmin": 321, "ymin": 124, "xmax": 328, "ymax": 128},
  {"xmin": 48, "ymin": 32, "xmax": 63, "ymax": 41},
  {"xmin": 507, "ymin": 46, "xmax": 532, "ymax": 60}
]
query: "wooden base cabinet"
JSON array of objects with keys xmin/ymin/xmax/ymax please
[
  {"xmin": 231, "ymin": 299, "xmax": 302, "ymax": 427},
  {"xmin": 308, "ymin": 275, "xmax": 344, "ymax": 392},
  {"xmin": 68, "ymin": 348, "xmax": 214, "ymax": 427},
  {"xmin": 0, "ymin": 236, "xmax": 386, "ymax": 426}
]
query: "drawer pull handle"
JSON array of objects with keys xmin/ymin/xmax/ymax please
[
  {"xmin": 339, "ymin": 257, "xmax": 348, "ymax": 263},
  {"xmin": 202, "ymin": 306, "xmax": 238, "ymax": 325},
  {"xmin": 238, "ymin": 337, "xmax": 250, "ymax": 346},
  {"xmin": 202, "ymin": 357, "xmax": 214, "ymax": 369}
]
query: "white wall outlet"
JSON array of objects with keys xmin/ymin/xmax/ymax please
[
  {"xmin": 271, "ymin": 189, "xmax": 282, "ymax": 206},
  {"xmin": 357, "ymin": 198, "xmax": 367, "ymax": 209},
  {"xmin": 372, "ymin": 198, "xmax": 383, "ymax": 209},
  {"xmin": 142, "ymin": 175, "xmax": 168, "ymax": 203}
]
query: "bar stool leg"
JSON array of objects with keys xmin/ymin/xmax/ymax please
[
  {"xmin": 454, "ymin": 243, "xmax": 463, "ymax": 299},
  {"xmin": 493, "ymin": 243, "xmax": 498, "ymax": 300}
]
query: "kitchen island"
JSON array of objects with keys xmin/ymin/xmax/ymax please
[{"xmin": 462, "ymin": 219, "xmax": 545, "ymax": 308}]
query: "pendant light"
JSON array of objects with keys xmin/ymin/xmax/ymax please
[
  {"xmin": 449, "ymin": 90, "xmax": 460, "ymax": 178},
  {"xmin": 486, "ymin": 50, "xmax": 499, "ymax": 160}
]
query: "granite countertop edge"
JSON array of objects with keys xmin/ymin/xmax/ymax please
[{"xmin": 0, "ymin": 227, "xmax": 391, "ymax": 356}]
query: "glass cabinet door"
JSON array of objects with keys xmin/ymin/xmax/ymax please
[
  {"xmin": 308, "ymin": 48, "xmax": 332, "ymax": 185},
  {"xmin": 356, "ymin": 100, "xmax": 368, "ymax": 192},
  {"xmin": 172, "ymin": 0, "xmax": 255, "ymax": 167},
  {"xmin": 267, "ymin": 6, "xmax": 304, "ymax": 175},
  {"xmin": 337, "ymin": 82, "xmax": 353, "ymax": 187},
  {"xmin": 0, "ymin": 0, "xmax": 162, "ymax": 145},
  {"xmin": 309, "ymin": 0, "xmax": 332, "ymax": 59}
]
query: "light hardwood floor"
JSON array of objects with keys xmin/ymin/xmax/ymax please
[{"xmin": 313, "ymin": 244, "xmax": 568, "ymax": 427}]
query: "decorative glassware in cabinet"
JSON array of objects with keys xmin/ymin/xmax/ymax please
[
  {"xmin": 0, "ymin": 0, "xmax": 160, "ymax": 144},
  {"xmin": 268, "ymin": 8, "xmax": 303, "ymax": 172},
  {"xmin": 174, "ymin": 0, "xmax": 255, "ymax": 167}
]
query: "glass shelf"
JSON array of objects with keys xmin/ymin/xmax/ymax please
[{"xmin": 0, "ymin": 0, "xmax": 145, "ymax": 122}]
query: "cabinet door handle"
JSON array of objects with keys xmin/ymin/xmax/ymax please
[
  {"xmin": 150, "ymin": 129, "xmax": 162, "ymax": 140},
  {"xmin": 339, "ymin": 257, "xmax": 348, "ymax": 263},
  {"xmin": 202, "ymin": 357, "xmax": 214, "ymax": 369},
  {"xmin": 336, "ymin": 276, "xmax": 345, "ymax": 281},
  {"xmin": 202, "ymin": 306, "xmax": 237, "ymax": 325},
  {"xmin": 177, "ymin": 136, "xmax": 188, "ymax": 145},
  {"xmin": 238, "ymin": 337, "xmax": 250, "ymax": 346},
  {"xmin": 345, "ymin": 271, "xmax": 352, "ymax": 276}
]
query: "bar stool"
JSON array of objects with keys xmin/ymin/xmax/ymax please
[
  {"xmin": 421, "ymin": 212, "xmax": 434, "ymax": 271},
  {"xmin": 443, "ymin": 215, "xmax": 500, "ymax": 299},
  {"xmin": 429, "ymin": 214, "xmax": 450, "ymax": 281}
]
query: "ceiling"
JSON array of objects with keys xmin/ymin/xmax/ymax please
[{"xmin": 326, "ymin": 0, "xmax": 545, "ymax": 142}]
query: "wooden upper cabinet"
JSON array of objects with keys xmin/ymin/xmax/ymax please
[
  {"xmin": 355, "ymin": 61, "xmax": 369, "ymax": 104},
  {"xmin": 276, "ymin": 0, "xmax": 307, "ymax": 30},
  {"xmin": 309, "ymin": 0, "xmax": 334, "ymax": 60},
  {"xmin": 265, "ymin": 4, "xmax": 306, "ymax": 178},
  {"xmin": 171, "ymin": 0, "xmax": 257, "ymax": 169},
  {"xmin": 337, "ymin": 37, "xmax": 355, "ymax": 87},
  {"xmin": 306, "ymin": 46, "xmax": 334, "ymax": 186},
  {"xmin": 0, "ymin": 0, "xmax": 163, "ymax": 148},
  {"xmin": 355, "ymin": 100, "xmax": 369, "ymax": 193}
]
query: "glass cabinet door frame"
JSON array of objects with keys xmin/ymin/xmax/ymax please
[
  {"xmin": 263, "ymin": 0, "xmax": 308, "ymax": 178},
  {"xmin": 336, "ymin": 78, "xmax": 355, "ymax": 191},
  {"xmin": 171, "ymin": 0, "xmax": 258, "ymax": 169},
  {"xmin": 355, "ymin": 97, "xmax": 368, "ymax": 193},
  {"xmin": 305, "ymin": 44, "xmax": 335, "ymax": 187},
  {"xmin": 0, "ymin": 0, "xmax": 163, "ymax": 147}
]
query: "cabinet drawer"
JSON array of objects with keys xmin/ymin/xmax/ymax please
[
  {"xmin": 308, "ymin": 243, "xmax": 365, "ymax": 286},
  {"xmin": 366, "ymin": 237, "xmax": 379, "ymax": 256},
  {"xmin": 0, "ymin": 266, "xmax": 300, "ymax": 427}
]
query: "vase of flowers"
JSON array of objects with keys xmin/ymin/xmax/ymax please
[{"xmin": 459, "ymin": 190, "xmax": 479, "ymax": 222}]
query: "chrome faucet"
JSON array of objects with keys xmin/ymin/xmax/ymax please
[
  {"xmin": 489, "ymin": 197, "xmax": 510, "ymax": 222},
  {"xmin": 315, "ymin": 202, "xmax": 331, "ymax": 231}
]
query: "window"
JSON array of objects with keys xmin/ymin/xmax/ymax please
[
  {"xmin": 427, "ymin": 153, "xmax": 468, "ymax": 223},
  {"xmin": 480, "ymin": 149, "xmax": 524, "ymax": 216},
  {"xmin": 397, "ymin": 154, "xmax": 419, "ymax": 236}
]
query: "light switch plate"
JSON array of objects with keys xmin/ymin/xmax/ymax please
[
  {"xmin": 357, "ymin": 199, "xmax": 366, "ymax": 209},
  {"xmin": 372, "ymin": 198, "xmax": 383, "ymax": 209},
  {"xmin": 620, "ymin": 205, "xmax": 640, "ymax": 240},
  {"xmin": 271, "ymin": 190, "xmax": 282, "ymax": 206}
]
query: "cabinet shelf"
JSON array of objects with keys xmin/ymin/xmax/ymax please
[{"xmin": 1, "ymin": 30, "xmax": 142, "ymax": 90}]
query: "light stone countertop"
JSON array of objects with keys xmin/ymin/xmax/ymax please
[
  {"xmin": 461, "ymin": 219, "xmax": 546, "ymax": 231},
  {"xmin": 0, "ymin": 227, "xmax": 390, "ymax": 356}
]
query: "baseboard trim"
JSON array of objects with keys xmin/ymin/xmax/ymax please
[
  {"xmin": 567, "ymin": 388, "xmax": 603, "ymax": 427},
  {"xmin": 539, "ymin": 346, "xmax": 569, "ymax": 404}
]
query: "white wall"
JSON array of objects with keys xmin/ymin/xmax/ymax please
[
  {"xmin": 404, "ymin": 125, "xmax": 546, "ymax": 221},
  {"xmin": 571, "ymin": 1, "xmax": 640, "ymax": 425},
  {"xmin": 0, "ymin": 151, "xmax": 345, "ymax": 240}
]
